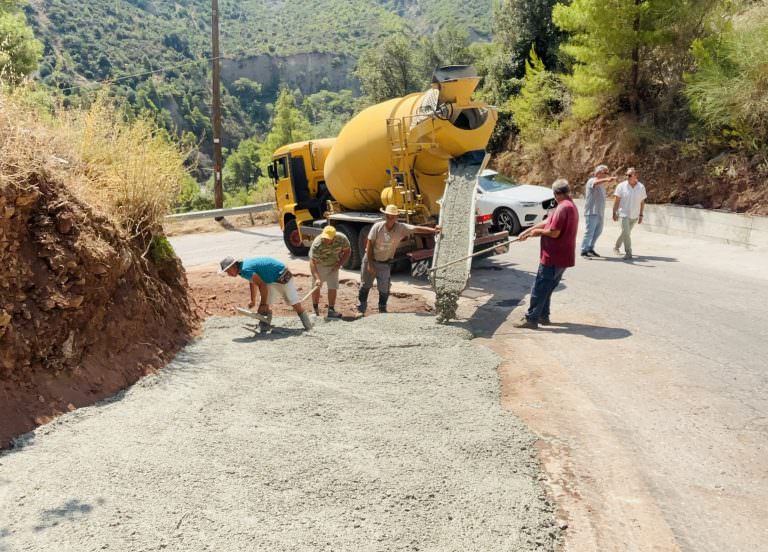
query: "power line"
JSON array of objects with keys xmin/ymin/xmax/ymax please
[{"xmin": 56, "ymin": 55, "xmax": 225, "ymax": 94}]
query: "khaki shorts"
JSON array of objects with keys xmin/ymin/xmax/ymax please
[
  {"xmin": 311, "ymin": 264, "xmax": 340, "ymax": 290},
  {"xmin": 267, "ymin": 280, "xmax": 300, "ymax": 306}
]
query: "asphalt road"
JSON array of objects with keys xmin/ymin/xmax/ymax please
[{"xmin": 170, "ymin": 221, "xmax": 768, "ymax": 551}]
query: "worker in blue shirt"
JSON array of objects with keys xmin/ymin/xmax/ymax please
[{"xmin": 219, "ymin": 256, "xmax": 312, "ymax": 330}]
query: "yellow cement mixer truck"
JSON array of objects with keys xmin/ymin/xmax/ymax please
[{"xmin": 266, "ymin": 65, "xmax": 508, "ymax": 275}]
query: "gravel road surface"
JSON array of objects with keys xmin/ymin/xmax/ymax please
[{"xmin": 0, "ymin": 315, "xmax": 559, "ymax": 551}]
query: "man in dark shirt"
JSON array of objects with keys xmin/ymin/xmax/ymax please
[{"xmin": 514, "ymin": 179, "xmax": 579, "ymax": 329}]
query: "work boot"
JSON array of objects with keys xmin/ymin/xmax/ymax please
[
  {"xmin": 298, "ymin": 311, "xmax": 313, "ymax": 331},
  {"xmin": 513, "ymin": 317, "xmax": 538, "ymax": 329},
  {"xmin": 326, "ymin": 306, "xmax": 342, "ymax": 319},
  {"xmin": 357, "ymin": 287, "xmax": 370, "ymax": 314},
  {"xmin": 378, "ymin": 292, "xmax": 389, "ymax": 313},
  {"xmin": 539, "ymin": 316, "xmax": 551, "ymax": 325}
]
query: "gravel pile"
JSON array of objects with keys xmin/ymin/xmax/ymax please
[
  {"xmin": 432, "ymin": 162, "xmax": 478, "ymax": 323},
  {"xmin": 0, "ymin": 315, "xmax": 560, "ymax": 551}
]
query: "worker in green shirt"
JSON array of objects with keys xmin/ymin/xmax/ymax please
[{"xmin": 309, "ymin": 225, "xmax": 351, "ymax": 318}]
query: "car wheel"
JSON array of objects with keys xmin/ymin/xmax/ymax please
[
  {"xmin": 283, "ymin": 219, "xmax": 309, "ymax": 256},
  {"xmin": 494, "ymin": 207, "xmax": 522, "ymax": 236}
]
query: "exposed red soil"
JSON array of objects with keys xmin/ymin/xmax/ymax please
[
  {"xmin": 0, "ymin": 180, "xmax": 197, "ymax": 449},
  {"xmin": 496, "ymin": 117, "xmax": 768, "ymax": 216},
  {"xmin": 186, "ymin": 268, "xmax": 432, "ymax": 319}
]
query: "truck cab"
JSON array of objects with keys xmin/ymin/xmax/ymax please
[{"xmin": 269, "ymin": 139, "xmax": 335, "ymax": 256}]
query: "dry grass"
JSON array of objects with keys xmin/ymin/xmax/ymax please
[{"xmin": 0, "ymin": 87, "xmax": 190, "ymax": 239}]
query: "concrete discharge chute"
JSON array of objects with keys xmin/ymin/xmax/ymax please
[{"xmin": 268, "ymin": 65, "xmax": 508, "ymax": 277}]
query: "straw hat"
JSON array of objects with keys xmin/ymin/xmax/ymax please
[{"xmin": 380, "ymin": 204, "xmax": 399, "ymax": 216}]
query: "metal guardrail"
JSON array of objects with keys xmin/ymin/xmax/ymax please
[{"xmin": 164, "ymin": 202, "xmax": 276, "ymax": 222}]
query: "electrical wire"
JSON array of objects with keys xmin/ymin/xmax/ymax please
[{"xmin": 55, "ymin": 55, "xmax": 225, "ymax": 94}]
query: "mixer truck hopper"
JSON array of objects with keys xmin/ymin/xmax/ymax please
[{"xmin": 267, "ymin": 65, "xmax": 509, "ymax": 277}]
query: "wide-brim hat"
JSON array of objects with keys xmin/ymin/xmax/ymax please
[
  {"xmin": 218, "ymin": 256, "xmax": 237, "ymax": 274},
  {"xmin": 380, "ymin": 204, "xmax": 399, "ymax": 216}
]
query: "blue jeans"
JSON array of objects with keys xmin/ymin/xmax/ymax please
[
  {"xmin": 581, "ymin": 214, "xmax": 604, "ymax": 253},
  {"xmin": 525, "ymin": 264, "xmax": 567, "ymax": 322}
]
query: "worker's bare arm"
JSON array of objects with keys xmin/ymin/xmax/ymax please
[
  {"xmin": 337, "ymin": 247, "xmax": 351, "ymax": 269},
  {"xmin": 365, "ymin": 240, "xmax": 375, "ymax": 275},
  {"xmin": 612, "ymin": 195, "xmax": 621, "ymax": 221},
  {"xmin": 413, "ymin": 225, "xmax": 441, "ymax": 235},
  {"xmin": 249, "ymin": 274, "xmax": 270, "ymax": 313}
]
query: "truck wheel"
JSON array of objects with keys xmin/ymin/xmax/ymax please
[
  {"xmin": 335, "ymin": 223, "xmax": 361, "ymax": 270},
  {"xmin": 283, "ymin": 219, "xmax": 309, "ymax": 256},
  {"xmin": 494, "ymin": 207, "xmax": 522, "ymax": 236}
]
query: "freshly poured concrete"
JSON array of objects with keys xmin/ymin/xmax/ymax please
[{"xmin": 0, "ymin": 315, "xmax": 560, "ymax": 551}]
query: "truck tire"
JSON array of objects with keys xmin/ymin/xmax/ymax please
[
  {"xmin": 335, "ymin": 223, "xmax": 361, "ymax": 270},
  {"xmin": 283, "ymin": 219, "xmax": 309, "ymax": 256}
]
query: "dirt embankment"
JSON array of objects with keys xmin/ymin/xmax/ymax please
[
  {"xmin": 497, "ymin": 117, "xmax": 768, "ymax": 215},
  {"xmin": 0, "ymin": 179, "xmax": 197, "ymax": 448}
]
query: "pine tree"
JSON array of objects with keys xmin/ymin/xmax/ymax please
[
  {"xmin": 257, "ymin": 89, "xmax": 311, "ymax": 173},
  {"xmin": 0, "ymin": 0, "xmax": 43, "ymax": 84},
  {"xmin": 553, "ymin": 0, "xmax": 726, "ymax": 119}
]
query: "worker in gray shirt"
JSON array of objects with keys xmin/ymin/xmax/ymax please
[
  {"xmin": 580, "ymin": 164, "xmax": 615, "ymax": 257},
  {"xmin": 358, "ymin": 204, "xmax": 440, "ymax": 314}
]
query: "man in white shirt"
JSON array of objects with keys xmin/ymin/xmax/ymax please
[{"xmin": 612, "ymin": 167, "xmax": 647, "ymax": 260}]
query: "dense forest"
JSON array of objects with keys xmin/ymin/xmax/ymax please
[{"xmin": 3, "ymin": 0, "xmax": 767, "ymax": 213}]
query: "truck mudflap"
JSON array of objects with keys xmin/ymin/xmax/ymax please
[{"xmin": 407, "ymin": 230, "xmax": 509, "ymax": 279}]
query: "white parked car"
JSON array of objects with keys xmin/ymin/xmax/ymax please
[{"xmin": 476, "ymin": 170, "xmax": 556, "ymax": 235}]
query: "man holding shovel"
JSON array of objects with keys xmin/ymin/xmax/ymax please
[
  {"xmin": 219, "ymin": 256, "xmax": 312, "ymax": 330},
  {"xmin": 309, "ymin": 225, "xmax": 351, "ymax": 318},
  {"xmin": 514, "ymin": 179, "xmax": 578, "ymax": 329}
]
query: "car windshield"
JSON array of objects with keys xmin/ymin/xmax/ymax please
[{"xmin": 478, "ymin": 173, "xmax": 519, "ymax": 193}]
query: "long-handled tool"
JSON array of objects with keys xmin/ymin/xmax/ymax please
[
  {"xmin": 300, "ymin": 281, "xmax": 323, "ymax": 304},
  {"xmin": 429, "ymin": 237, "xmax": 521, "ymax": 274}
]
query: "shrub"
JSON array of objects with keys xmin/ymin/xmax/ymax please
[{"xmin": 684, "ymin": 19, "xmax": 768, "ymax": 152}]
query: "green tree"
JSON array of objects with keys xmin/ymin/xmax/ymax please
[
  {"xmin": 0, "ymin": 1, "xmax": 43, "ymax": 84},
  {"xmin": 355, "ymin": 34, "xmax": 421, "ymax": 103},
  {"xmin": 418, "ymin": 25, "xmax": 473, "ymax": 81},
  {"xmin": 508, "ymin": 47, "xmax": 569, "ymax": 146},
  {"xmin": 553, "ymin": 0, "xmax": 726, "ymax": 119},
  {"xmin": 223, "ymin": 136, "xmax": 261, "ymax": 192},
  {"xmin": 257, "ymin": 89, "xmax": 311, "ymax": 172},
  {"xmin": 302, "ymin": 89, "xmax": 358, "ymax": 137}
]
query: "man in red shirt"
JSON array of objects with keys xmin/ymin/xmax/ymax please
[{"xmin": 514, "ymin": 179, "xmax": 579, "ymax": 329}]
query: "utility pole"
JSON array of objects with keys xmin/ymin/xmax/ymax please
[{"xmin": 211, "ymin": 0, "xmax": 224, "ymax": 210}]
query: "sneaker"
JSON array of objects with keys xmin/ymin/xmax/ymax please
[
  {"xmin": 326, "ymin": 307, "xmax": 342, "ymax": 319},
  {"xmin": 513, "ymin": 317, "xmax": 538, "ymax": 329},
  {"xmin": 589, "ymin": 250, "xmax": 601, "ymax": 257}
]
